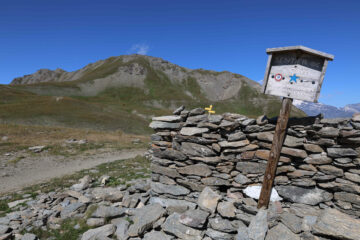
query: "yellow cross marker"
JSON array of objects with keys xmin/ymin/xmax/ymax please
[{"xmin": 205, "ymin": 105, "xmax": 215, "ymax": 115}]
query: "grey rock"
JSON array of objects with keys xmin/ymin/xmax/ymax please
[
  {"xmin": 228, "ymin": 132, "xmax": 246, "ymax": 141},
  {"xmin": 318, "ymin": 127, "xmax": 339, "ymax": 137},
  {"xmin": 276, "ymin": 186, "xmax": 333, "ymax": 205},
  {"xmin": 151, "ymin": 164, "xmax": 182, "ymax": 178},
  {"xmin": 180, "ymin": 142, "xmax": 216, "ymax": 157},
  {"xmin": 71, "ymin": 175, "xmax": 91, "ymax": 191},
  {"xmin": 92, "ymin": 187, "xmax": 123, "ymax": 202},
  {"xmin": 81, "ymin": 224, "xmax": 115, "ymax": 240},
  {"xmin": 189, "ymin": 108, "xmax": 205, "ymax": 116},
  {"xmin": 60, "ymin": 202, "xmax": 85, "ymax": 218},
  {"xmin": 179, "ymin": 209, "xmax": 209, "ymax": 228},
  {"xmin": 235, "ymin": 221, "xmax": 249, "ymax": 240},
  {"xmin": 281, "ymin": 147, "xmax": 308, "ymax": 158},
  {"xmin": 180, "ymin": 127, "xmax": 209, "ymax": 136},
  {"xmin": 205, "ymin": 229, "xmax": 233, "ymax": 240},
  {"xmin": 151, "ymin": 182, "xmax": 190, "ymax": 196},
  {"xmin": 178, "ymin": 164, "xmax": 212, "ymax": 177},
  {"xmin": 198, "ymin": 187, "xmax": 221, "ymax": 213},
  {"xmin": 152, "ymin": 115, "xmax": 182, "ymax": 122},
  {"xmin": 149, "ymin": 121, "xmax": 180, "ymax": 130},
  {"xmin": 257, "ymin": 132, "xmax": 303, "ymax": 147},
  {"xmin": 353, "ymin": 113, "xmax": 360, "ymax": 122},
  {"xmin": 280, "ymin": 212, "xmax": 302, "ymax": 234},
  {"xmin": 0, "ymin": 218, "xmax": 9, "ymax": 226},
  {"xmin": 21, "ymin": 234, "xmax": 38, "ymax": 240},
  {"xmin": 219, "ymin": 140, "xmax": 250, "ymax": 148},
  {"xmin": 111, "ymin": 218, "xmax": 130, "ymax": 240},
  {"xmin": 208, "ymin": 115, "xmax": 223, "ymax": 124},
  {"xmin": 318, "ymin": 165, "xmax": 343, "ymax": 176},
  {"xmin": 143, "ymin": 231, "xmax": 173, "ymax": 240},
  {"xmin": 265, "ymin": 223, "xmax": 300, "ymax": 240},
  {"xmin": 304, "ymin": 154, "xmax": 332, "ymax": 165},
  {"xmin": 217, "ymin": 201, "xmax": 236, "ymax": 218},
  {"xmin": 162, "ymin": 213, "xmax": 202, "ymax": 240},
  {"xmin": 87, "ymin": 218, "xmax": 105, "ymax": 227},
  {"xmin": 312, "ymin": 208, "xmax": 360, "ymax": 240},
  {"xmin": 0, "ymin": 225, "xmax": 10, "ymax": 235},
  {"xmin": 248, "ymin": 209, "xmax": 268, "ymax": 240},
  {"xmin": 91, "ymin": 206, "xmax": 125, "ymax": 218},
  {"xmin": 301, "ymin": 215, "xmax": 318, "ymax": 232},
  {"xmin": 128, "ymin": 204, "xmax": 165, "ymax": 237},
  {"xmin": 201, "ymin": 177, "xmax": 230, "ymax": 186},
  {"xmin": 327, "ymin": 148, "xmax": 358, "ymax": 158},
  {"xmin": 304, "ymin": 144, "xmax": 324, "ymax": 153},
  {"xmin": 345, "ymin": 172, "xmax": 360, "ymax": 183},
  {"xmin": 209, "ymin": 217, "xmax": 239, "ymax": 232},
  {"xmin": 334, "ymin": 192, "xmax": 360, "ymax": 205},
  {"xmin": 153, "ymin": 148, "xmax": 187, "ymax": 161},
  {"xmin": 173, "ymin": 105, "xmax": 185, "ymax": 115},
  {"xmin": 234, "ymin": 173, "xmax": 252, "ymax": 185},
  {"xmin": 149, "ymin": 197, "xmax": 196, "ymax": 210},
  {"xmin": 236, "ymin": 162, "xmax": 266, "ymax": 174}
]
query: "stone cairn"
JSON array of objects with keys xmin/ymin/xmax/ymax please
[
  {"xmin": 1, "ymin": 107, "xmax": 359, "ymax": 240},
  {"xmin": 147, "ymin": 106, "xmax": 360, "ymax": 240}
]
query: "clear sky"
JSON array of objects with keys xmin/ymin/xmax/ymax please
[{"xmin": 1, "ymin": 0, "xmax": 359, "ymax": 107}]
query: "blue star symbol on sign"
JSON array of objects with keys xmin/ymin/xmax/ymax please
[{"xmin": 289, "ymin": 74, "xmax": 299, "ymax": 83}]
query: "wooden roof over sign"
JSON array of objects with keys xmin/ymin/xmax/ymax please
[{"xmin": 266, "ymin": 45, "xmax": 334, "ymax": 60}]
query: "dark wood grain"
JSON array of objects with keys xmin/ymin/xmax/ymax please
[{"xmin": 257, "ymin": 97, "xmax": 293, "ymax": 209}]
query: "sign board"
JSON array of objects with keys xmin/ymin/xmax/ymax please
[{"xmin": 262, "ymin": 46, "xmax": 334, "ymax": 102}]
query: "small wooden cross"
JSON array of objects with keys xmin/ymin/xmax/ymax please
[{"xmin": 205, "ymin": 105, "xmax": 215, "ymax": 115}]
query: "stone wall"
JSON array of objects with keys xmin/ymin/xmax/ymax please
[{"xmin": 149, "ymin": 106, "xmax": 360, "ymax": 218}]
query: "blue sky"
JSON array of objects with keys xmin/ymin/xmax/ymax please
[{"xmin": 1, "ymin": 0, "xmax": 359, "ymax": 107}]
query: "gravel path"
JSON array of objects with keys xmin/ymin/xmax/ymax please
[{"xmin": 0, "ymin": 149, "xmax": 146, "ymax": 194}]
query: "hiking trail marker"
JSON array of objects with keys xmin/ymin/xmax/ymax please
[
  {"xmin": 205, "ymin": 105, "xmax": 215, "ymax": 115},
  {"xmin": 258, "ymin": 46, "xmax": 334, "ymax": 209}
]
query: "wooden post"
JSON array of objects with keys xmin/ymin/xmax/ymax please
[{"xmin": 257, "ymin": 97, "xmax": 293, "ymax": 209}]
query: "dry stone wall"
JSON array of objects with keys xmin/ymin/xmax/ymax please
[{"xmin": 149, "ymin": 106, "xmax": 360, "ymax": 218}]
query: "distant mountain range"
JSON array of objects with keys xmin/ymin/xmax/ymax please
[{"xmin": 293, "ymin": 100, "xmax": 360, "ymax": 118}]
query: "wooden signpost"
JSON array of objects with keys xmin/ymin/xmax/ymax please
[{"xmin": 258, "ymin": 46, "xmax": 334, "ymax": 209}]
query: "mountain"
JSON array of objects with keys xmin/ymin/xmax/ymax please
[
  {"xmin": 293, "ymin": 100, "xmax": 360, "ymax": 118},
  {"xmin": 2, "ymin": 54, "xmax": 305, "ymax": 134}
]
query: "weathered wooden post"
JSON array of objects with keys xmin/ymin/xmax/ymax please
[{"xmin": 258, "ymin": 46, "xmax": 334, "ymax": 209}]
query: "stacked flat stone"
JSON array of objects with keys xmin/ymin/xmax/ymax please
[{"xmin": 149, "ymin": 108, "xmax": 360, "ymax": 220}]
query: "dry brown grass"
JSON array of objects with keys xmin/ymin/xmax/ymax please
[{"xmin": 0, "ymin": 123, "xmax": 149, "ymax": 154}]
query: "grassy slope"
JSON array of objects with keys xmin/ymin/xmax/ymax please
[{"xmin": 2, "ymin": 56, "xmax": 305, "ymax": 134}]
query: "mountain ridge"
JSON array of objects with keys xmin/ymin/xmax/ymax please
[
  {"xmin": 2, "ymin": 54, "xmax": 306, "ymax": 133},
  {"xmin": 294, "ymin": 100, "xmax": 360, "ymax": 118}
]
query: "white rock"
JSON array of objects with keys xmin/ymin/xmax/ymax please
[{"xmin": 243, "ymin": 185, "xmax": 282, "ymax": 202}]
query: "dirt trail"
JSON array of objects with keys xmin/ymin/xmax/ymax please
[{"xmin": 0, "ymin": 149, "xmax": 146, "ymax": 194}]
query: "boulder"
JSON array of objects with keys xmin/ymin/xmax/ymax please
[
  {"xmin": 162, "ymin": 213, "xmax": 202, "ymax": 240},
  {"xmin": 149, "ymin": 121, "xmax": 180, "ymax": 130},
  {"xmin": 248, "ymin": 209, "xmax": 268, "ymax": 240},
  {"xmin": 92, "ymin": 187, "xmax": 123, "ymax": 202},
  {"xmin": 265, "ymin": 223, "xmax": 300, "ymax": 240},
  {"xmin": 143, "ymin": 231, "xmax": 173, "ymax": 240},
  {"xmin": 127, "ymin": 204, "xmax": 166, "ymax": 237},
  {"xmin": 180, "ymin": 127, "xmax": 209, "ymax": 136},
  {"xmin": 151, "ymin": 182, "xmax": 190, "ymax": 196},
  {"xmin": 179, "ymin": 209, "xmax": 209, "ymax": 228},
  {"xmin": 152, "ymin": 115, "xmax": 182, "ymax": 122},
  {"xmin": 276, "ymin": 186, "xmax": 332, "ymax": 205},
  {"xmin": 312, "ymin": 208, "xmax": 360, "ymax": 240},
  {"xmin": 180, "ymin": 142, "xmax": 216, "ymax": 157},
  {"xmin": 177, "ymin": 164, "xmax": 212, "ymax": 177},
  {"xmin": 327, "ymin": 148, "xmax": 358, "ymax": 158},
  {"xmin": 91, "ymin": 206, "xmax": 125, "ymax": 218},
  {"xmin": 217, "ymin": 201, "xmax": 236, "ymax": 218},
  {"xmin": 198, "ymin": 187, "xmax": 221, "ymax": 213},
  {"xmin": 81, "ymin": 224, "xmax": 115, "ymax": 240}
]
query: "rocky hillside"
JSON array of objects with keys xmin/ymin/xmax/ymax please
[{"xmin": 2, "ymin": 55, "xmax": 305, "ymax": 133}]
